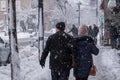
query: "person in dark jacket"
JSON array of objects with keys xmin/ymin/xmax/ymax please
[
  {"xmin": 93, "ymin": 24, "xmax": 99, "ymax": 38},
  {"xmin": 73, "ymin": 24, "xmax": 99, "ymax": 80},
  {"xmin": 40, "ymin": 22, "xmax": 74, "ymax": 80},
  {"xmin": 68, "ymin": 24, "xmax": 78, "ymax": 37},
  {"xmin": 87, "ymin": 25, "xmax": 93, "ymax": 37},
  {"xmin": 109, "ymin": 24, "xmax": 118, "ymax": 49},
  {"xmin": 92, "ymin": 24, "xmax": 99, "ymax": 44}
]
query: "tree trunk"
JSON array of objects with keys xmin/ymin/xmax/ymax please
[{"xmin": 8, "ymin": 0, "xmax": 20, "ymax": 80}]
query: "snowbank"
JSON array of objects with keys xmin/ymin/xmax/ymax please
[{"xmin": 1, "ymin": 45, "xmax": 120, "ymax": 80}]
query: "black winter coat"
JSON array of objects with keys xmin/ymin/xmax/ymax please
[
  {"xmin": 93, "ymin": 26, "xmax": 99, "ymax": 37},
  {"xmin": 109, "ymin": 25, "xmax": 118, "ymax": 39},
  {"xmin": 74, "ymin": 35, "xmax": 99, "ymax": 78},
  {"xmin": 40, "ymin": 31, "xmax": 74, "ymax": 71},
  {"xmin": 68, "ymin": 27, "xmax": 78, "ymax": 37},
  {"xmin": 88, "ymin": 27, "xmax": 93, "ymax": 37}
]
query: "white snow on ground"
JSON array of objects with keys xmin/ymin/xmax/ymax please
[
  {"xmin": 89, "ymin": 46, "xmax": 120, "ymax": 80},
  {"xmin": 20, "ymin": 46, "xmax": 51, "ymax": 80},
  {"xmin": 1, "ymin": 31, "xmax": 120, "ymax": 80},
  {"xmin": 1, "ymin": 45, "xmax": 120, "ymax": 80},
  {"xmin": 0, "ymin": 32, "xmax": 31, "ymax": 41}
]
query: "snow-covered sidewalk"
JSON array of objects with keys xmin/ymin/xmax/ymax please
[
  {"xmin": 0, "ymin": 45, "xmax": 120, "ymax": 80},
  {"xmin": 89, "ymin": 46, "xmax": 120, "ymax": 80}
]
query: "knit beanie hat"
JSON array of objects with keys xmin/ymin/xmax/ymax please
[{"xmin": 56, "ymin": 22, "xmax": 65, "ymax": 31}]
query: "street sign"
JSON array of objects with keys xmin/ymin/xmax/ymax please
[{"xmin": 99, "ymin": 14, "xmax": 104, "ymax": 22}]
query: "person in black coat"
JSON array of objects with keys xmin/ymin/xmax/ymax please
[
  {"xmin": 40, "ymin": 22, "xmax": 74, "ymax": 80},
  {"xmin": 68, "ymin": 24, "xmax": 78, "ymax": 37},
  {"xmin": 109, "ymin": 24, "xmax": 118, "ymax": 49},
  {"xmin": 87, "ymin": 25, "xmax": 93, "ymax": 37},
  {"xmin": 93, "ymin": 24, "xmax": 99, "ymax": 38},
  {"xmin": 92, "ymin": 24, "xmax": 99, "ymax": 44},
  {"xmin": 73, "ymin": 24, "xmax": 99, "ymax": 80}
]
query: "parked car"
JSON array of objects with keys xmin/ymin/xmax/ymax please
[
  {"xmin": 0, "ymin": 37, "xmax": 10, "ymax": 66},
  {"xmin": 44, "ymin": 28, "xmax": 56, "ymax": 37},
  {"xmin": 29, "ymin": 28, "xmax": 56, "ymax": 47}
]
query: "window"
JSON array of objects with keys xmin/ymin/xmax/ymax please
[
  {"xmin": 16, "ymin": 0, "xmax": 21, "ymax": 11},
  {"xmin": 0, "ymin": 1, "xmax": 6, "ymax": 11}
]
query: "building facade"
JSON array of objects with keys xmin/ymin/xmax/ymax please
[
  {"xmin": 0, "ymin": 0, "xmax": 8, "ymax": 31},
  {"xmin": 102, "ymin": 0, "xmax": 120, "ymax": 46},
  {"xmin": 44, "ymin": 0, "xmax": 50, "ymax": 31},
  {"xmin": 0, "ymin": 0, "xmax": 51, "ymax": 31}
]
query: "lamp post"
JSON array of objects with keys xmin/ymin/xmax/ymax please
[
  {"xmin": 77, "ymin": 1, "xmax": 81, "ymax": 26},
  {"xmin": 96, "ymin": 0, "xmax": 98, "ymax": 25}
]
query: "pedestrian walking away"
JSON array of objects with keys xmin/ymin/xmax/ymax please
[
  {"xmin": 68, "ymin": 24, "xmax": 78, "ymax": 37},
  {"xmin": 73, "ymin": 24, "xmax": 99, "ymax": 80},
  {"xmin": 93, "ymin": 24, "xmax": 99, "ymax": 37},
  {"xmin": 109, "ymin": 23, "xmax": 118, "ymax": 49},
  {"xmin": 87, "ymin": 25, "xmax": 93, "ymax": 38},
  {"xmin": 39, "ymin": 22, "xmax": 74, "ymax": 80},
  {"xmin": 92, "ymin": 24, "xmax": 99, "ymax": 44}
]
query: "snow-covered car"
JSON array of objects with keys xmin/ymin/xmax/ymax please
[
  {"xmin": 45, "ymin": 28, "xmax": 56, "ymax": 33},
  {"xmin": 29, "ymin": 32, "xmax": 46, "ymax": 47},
  {"xmin": 29, "ymin": 28, "xmax": 56, "ymax": 47},
  {"xmin": 0, "ymin": 37, "xmax": 10, "ymax": 66},
  {"xmin": 44, "ymin": 28, "xmax": 56, "ymax": 37}
]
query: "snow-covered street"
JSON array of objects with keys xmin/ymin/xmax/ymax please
[{"xmin": 1, "ymin": 45, "xmax": 120, "ymax": 80}]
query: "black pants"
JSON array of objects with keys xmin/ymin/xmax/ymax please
[{"xmin": 51, "ymin": 69, "xmax": 70, "ymax": 80}]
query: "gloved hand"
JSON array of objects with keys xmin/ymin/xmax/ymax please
[{"xmin": 39, "ymin": 59, "xmax": 45, "ymax": 68}]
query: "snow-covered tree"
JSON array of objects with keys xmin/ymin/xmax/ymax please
[
  {"xmin": 51, "ymin": 0, "xmax": 77, "ymax": 25},
  {"xmin": 8, "ymin": 0, "xmax": 20, "ymax": 80}
]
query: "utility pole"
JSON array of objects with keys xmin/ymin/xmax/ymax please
[
  {"xmin": 77, "ymin": 1, "xmax": 81, "ymax": 26},
  {"xmin": 38, "ymin": 0, "xmax": 44, "ymax": 61}
]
